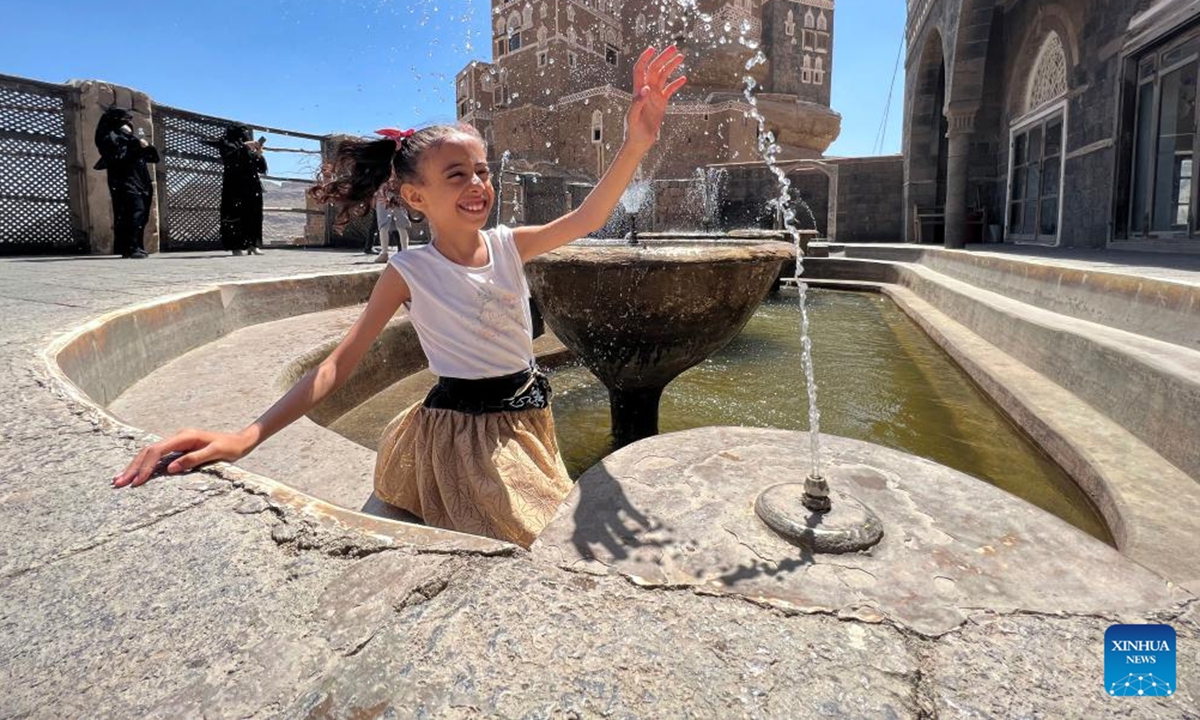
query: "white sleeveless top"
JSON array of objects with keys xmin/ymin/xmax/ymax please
[{"xmin": 389, "ymin": 225, "xmax": 534, "ymax": 379}]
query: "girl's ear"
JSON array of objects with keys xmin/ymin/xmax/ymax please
[
  {"xmin": 400, "ymin": 182, "xmax": 424, "ymax": 213},
  {"xmin": 399, "ymin": 182, "xmax": 427, "ymax": 224}
]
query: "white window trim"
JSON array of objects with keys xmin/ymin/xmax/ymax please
[{"xmin": 1004, "ymin": 100, "xmax": 1069, "ymax": 246}]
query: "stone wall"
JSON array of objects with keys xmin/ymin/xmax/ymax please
[
  {"xmin": 833, "ymin": 155, "xmax": 905, "ymax": 242},
  {"xmin": 703, "ymin": 156, "xmax": 904, "ymax": 241},
  {"xmin": 69, "ymin": 81, "xmax": 162, "ymax": 255}
]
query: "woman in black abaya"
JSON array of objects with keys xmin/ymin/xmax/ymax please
[
  {"xmin": 94, "ymin": 107, "xmax": 159, "ymax": 258},
  {"xmin": 207, "ymin": 124, "xmax": 267, "ymax": 255}
]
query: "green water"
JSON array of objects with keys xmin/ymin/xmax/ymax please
[{"xmin": 549, "ymin": 289, "xmax": 1113, "ymax": 543}]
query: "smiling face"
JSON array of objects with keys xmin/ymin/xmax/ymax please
[{"xmin": 399, "ymin": 133, "xmax": 494, "ymax": 235}]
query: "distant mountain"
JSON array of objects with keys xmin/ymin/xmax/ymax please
[{"xmin": 261, "ymin": 179, "xmax": 315, "ymax": 245}]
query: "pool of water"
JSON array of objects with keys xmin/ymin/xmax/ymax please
[{"xmin": 547, "ymin": 288, "xmax": 1112, "ymax": 543}]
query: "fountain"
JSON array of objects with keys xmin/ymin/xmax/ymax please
[
  {"xmin": 525, "ymin": 236, "xmax": 792, "ymax": 448},
  {"xmin": 683, "ymin": 167, "xmax": 728, "ymax": 232},
  {"xmin": 620, "ymin": 179, "xmax": 652, "ymax": 245}
]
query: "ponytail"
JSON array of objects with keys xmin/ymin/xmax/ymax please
[
  {"xmin": 308, "ymin": 123, "xmax": 486, "ymax": 229},
  {"xmin": 308, "ymin": 138, "xmax": 397, "ymax": 229}
]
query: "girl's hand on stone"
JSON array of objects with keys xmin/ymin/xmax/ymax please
[
  {"xmin": 113, "ymin": 429, "xmax": 253, "ymax": 488},
  {"xmin": 624, "ymin": 46, "xmax": 687, "ymax": 153}
]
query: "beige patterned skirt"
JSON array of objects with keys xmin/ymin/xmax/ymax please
[{"xmin": 373, "ymin": 401, "xmax": 573, "ymax": 548}]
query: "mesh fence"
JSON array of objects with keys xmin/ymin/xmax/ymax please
[
  {"xmin": 156, "ymin": 108, "xmax": 227, "ymax": 250},
  {"xmin": 0, "ymin": 79, "xmax": 79, "ymax": 254}
]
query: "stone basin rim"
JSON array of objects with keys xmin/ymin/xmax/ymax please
[
  {"xmin": 532, "ymin": 238, "xmax": 796, "ymax": 265},
  {"xmin": 40, "ymin": 269, "xmax": 516, "ymax": 555}
]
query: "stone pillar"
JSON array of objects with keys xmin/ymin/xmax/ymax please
[
  {"xmin": 826, "ymin": 163, "xmax": 839, "ymax": 244},
  {"xmin": 943, "ymin": 109, "xmax": 975, "ymax": 250},
  {"xmin": 68, "ymin": 81, "xmax": 161, "ymax": 255},
  {"xmin": 305, "ymin": 135, "xmax": 340, "ymax": 246}
]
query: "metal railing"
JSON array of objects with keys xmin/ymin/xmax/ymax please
[{"xmin": 154, "ymin": 104, "xmax": 325, "ymax": 251}]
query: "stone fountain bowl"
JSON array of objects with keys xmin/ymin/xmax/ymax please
[{"xmin": 525, "ymin": 237, "xmax": 794, "ymax": 444}]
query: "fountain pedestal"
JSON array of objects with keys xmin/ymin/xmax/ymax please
[{"xmin": 755, "ymin": 480, "xmax": 884, "ymax": 554}]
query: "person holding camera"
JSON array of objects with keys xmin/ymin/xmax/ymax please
[
  {"xmin": 207, "ymin": 124, "xmax": 268, "ymax": 256},
  {"xmin": 94, "ymin": 107, "xmax": 159, "ymax": 259}
]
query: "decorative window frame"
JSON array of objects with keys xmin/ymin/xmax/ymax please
[
  {"xmin": 1025, "ymin": 32, "xmax": 1069, "ymax": 115},
  {"xmin": 1004, "ymin": 100, "xmax": 1069, "ymax": 246}
]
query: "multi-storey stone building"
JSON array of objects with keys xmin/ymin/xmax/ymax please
[
  {"xmin": 906, "ymin": 0, "xmax": 1200, "ymax": 251},
  {"xmin": 456, "ymin": 0, "xmax": 842, "ymax": 184}
]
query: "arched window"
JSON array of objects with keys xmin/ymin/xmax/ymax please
[
  {"xmin": 591, "ymin": 109, "xmax": 603, "ymax": 144},
  {"xmin": 636, "ymin": 13, "xmax": 646, "ymax": 35},
  {"xmin": 785, "ymin": 9, "xmax": 794, "ymax": 37},
  {"xmin": 540, "ymin": 3, "xmax": 547, "ymax": 20},
  {"xmin": 494, "ymin": 18, "xmax": 505, "ymax": 35},
  {"xmin": 567, "ymin": 26, "xmax": 576, "ymax": 45},
  {"xmin": 804, "ymin": 10, "xmax": 815, "ymax": 29},
  {"xmin": 522, "ymin": 5, "xmax": 533, "ymax": 28},
  {"xmin": 538, "ymin": 25, "xmax": 548, "ymax": 45},
  {"xmin": 508, "ymin": 13, "xmax": 522, "ymax": 51},
  {"xmin": 1026, "ymin": 32, "xmax": 1068, "ymax": 114},
  {"xmin": 814, "ymin": 56, "xmax": 825, "ymax": 84},
  {"xmin": 816, "ymin": 11, "xmax": 827, "ymax": 32}
]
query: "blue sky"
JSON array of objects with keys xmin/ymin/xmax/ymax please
[{"xmin": 2, "ymin": 0, "xmax": 905, "ymax": 175}]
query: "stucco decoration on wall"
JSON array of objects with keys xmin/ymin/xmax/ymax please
[{"xmin": 1026, "ymin": 32, "xmax": 1068, "ymax": 114}]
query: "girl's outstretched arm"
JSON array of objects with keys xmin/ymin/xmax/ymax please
[
  {"xmin": 512, "ymin": 46, "xmax": 687, "ymax": 261},
  {"xmin": 113, "ymin": 267, "xmax": 412, "ymax": 487}
]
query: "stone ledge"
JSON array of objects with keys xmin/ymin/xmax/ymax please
[
  {"xmin": 800, "ymin": 264, "xmax": 1200, "ymax": 593},
  {"xmin": 42, "ymin": 270, "xmax": 515, "ymax": 556},
  {"xmin": 531, "ymin": 427, "xmax": 1192, "ymax": 637}
]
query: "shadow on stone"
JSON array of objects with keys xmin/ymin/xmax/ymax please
[{"xmin": 568, "ymin": 466, "xmax": 672, "ymax": 564}]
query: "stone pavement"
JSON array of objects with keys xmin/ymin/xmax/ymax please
[{"xmin": 1, "ymin": 248, "xmax": 1197, "ymax": 718}]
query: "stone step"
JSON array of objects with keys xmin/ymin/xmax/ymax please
[
  {"xmin": 797, "ymin": 270, "xmax": 1200, "ymax": 593},
  {"xmin": 807, "ymin": 257, "xmax": 1200, "ymax": 484},
  {"xmin": 839, "ymin": 245, "xmax": 1200, "ymax": 350}
]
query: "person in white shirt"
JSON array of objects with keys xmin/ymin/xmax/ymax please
[
  {"xmin": 372, "ymin": 182, "xmax": 410, "ymax": 263},
  {"xmin": 115, "ymin": 47, "xmax": 687, "ymax": 548}
]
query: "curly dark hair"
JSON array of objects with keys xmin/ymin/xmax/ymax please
[{"xmin": 308, "ymin": 123, "xmax": 484, "ymax": 229}]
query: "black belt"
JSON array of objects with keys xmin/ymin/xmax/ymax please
[{"xmin": 423, "ymin": 364, "xmax": 551, "ymax": 414}]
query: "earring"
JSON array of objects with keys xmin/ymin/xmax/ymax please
[{"xmin": 406, "ymin": 208, "xmax": 425, "ymax": 223}]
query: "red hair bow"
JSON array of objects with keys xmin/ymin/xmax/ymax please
[{"xmin": 376, "ymin": 127, "xmax": 415, "ymax": 149}]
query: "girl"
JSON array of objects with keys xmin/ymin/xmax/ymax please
[{"xmin": 114, "ymin": 46, "xmax": 687, "ymax": 547}]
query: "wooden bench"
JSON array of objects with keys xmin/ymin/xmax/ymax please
[{"xmin": 911, "ymin": 203, "xmax": 944, "ymax": 244}]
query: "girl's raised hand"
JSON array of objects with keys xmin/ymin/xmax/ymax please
[{"xmin": 625, "ymin": 46, "xmax": 688, "ymax": 152}]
